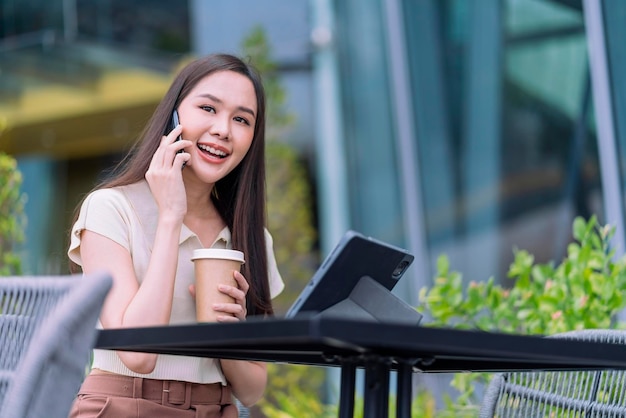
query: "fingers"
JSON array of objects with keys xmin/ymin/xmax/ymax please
[
  {"xmin": 233, "ymin": 271, "xmax": 249, "ymax": 293},
  {"xmin": 174, "ymin": 148, "xmax": 191, "ymax": 169},
  {"xmin": 166, "ymin": 124, "xmax": 184, "ymax": 142},
  {"xmin": 217, "ymin": 284, "xmax": 246, "ymax": 310},
  {"xmin": 155, "ymin": 125, "xmax": 181, "ymax": 165},
  {"xmin": 214, "ymin": 271, "xmax": 248, "ymax": 321},
  {"xmin": 155, "ymin": 125, "xmax": 192, "ymax": 167},
  {"xmin": 213, "ymin": 299, "xmax": 246, "ymax": 321},
  {"xmin": 215, "ymin": 314, "xmax": 241, "ymax": 323}
]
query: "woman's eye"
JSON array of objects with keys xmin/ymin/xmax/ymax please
[
  {"xmin": 200, "ymin": 105, "xmax": 215, "ymax": 113},
  {"xmin": 234, "ymin": 116, "xmax": 250, "ymax": 126}
]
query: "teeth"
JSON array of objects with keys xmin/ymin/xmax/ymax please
[{"xmin": 198, "ymin": 144, "xmax": 227, "ymax": 157}]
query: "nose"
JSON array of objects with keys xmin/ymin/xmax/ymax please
[{"xmin": 209, "ymin": 114, "xmax": 230, "ymax": 140}]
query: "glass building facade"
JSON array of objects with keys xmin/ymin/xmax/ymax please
[
  {"xmin": 2, "ymin": 0, "xmax": 626, "ymax": 408},
  {"xmin": 322, "ymin": 0, "xmax": 617, "ymax": 304}
]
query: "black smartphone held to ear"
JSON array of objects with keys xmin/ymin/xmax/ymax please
[{"xmin": 170, "ymin": 109, "xmax": 186, "ymax": 167}]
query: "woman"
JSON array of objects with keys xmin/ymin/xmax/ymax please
[{"xmin": 67, "ymin": 53, "xmax": 284, "ymax": 418}]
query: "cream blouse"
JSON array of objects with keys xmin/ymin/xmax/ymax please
[{"xmin": 68, "ymin": 180, "xmax": 285, "ymax": 384}]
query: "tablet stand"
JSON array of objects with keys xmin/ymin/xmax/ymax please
[{"xmin": 317, "ymin": 276, "xmax": 423, "ymax": 325}]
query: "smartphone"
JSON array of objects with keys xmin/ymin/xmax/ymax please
[
  {"xmin": 170, "ymin": 109, "xmax": 182, "ymax": 141},
  {"xmin": 170, "ymin": 109, "xmax": 186, "ymax": 167}
]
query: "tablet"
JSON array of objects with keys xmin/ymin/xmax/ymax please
[{"xmin": 285, "ymin": 230, "xmax": 421, "ymax": 324}]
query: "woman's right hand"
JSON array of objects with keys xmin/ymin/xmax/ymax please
[{"xmin": 145, "ymin": 125, "xmax": 192, "ymax": 221}]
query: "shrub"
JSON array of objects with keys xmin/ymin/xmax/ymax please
[
  {"xmin": 0, "ymin": 152, "xmax": 26, "ymax": 276},
  {"xmin": 420, "ymin": 215, "xmax": 626, "ymax": 334},
  {"xmin": 416, "ymin": 215, "xmax": 626, "ymax": 414}
]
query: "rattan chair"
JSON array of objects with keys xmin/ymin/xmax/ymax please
[
  {"xmin": 479, "ymin": 329, "xmax": 626, "ymax": 418},
  {"xmin": 236, "ymin": 399, "xmax": 250, "ymax": 417},
  {"xmin": 0, "ymin": 272, "xmax": 112, "ymax": 418}
]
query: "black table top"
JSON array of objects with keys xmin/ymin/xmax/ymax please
[{"xmin": 95, "ymin": 316, "xmax": 626, "ymax": 373}]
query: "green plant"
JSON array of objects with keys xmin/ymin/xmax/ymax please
[
  {"xmin": 259, "ymin": 365, "xmax": 335, "ymax": 418},
  {"xmin": 0, "ymin": 152, "xmax": 26, "ymax": 275},
  {"xmin": 241, "ymin": 26, "xmax": 296, "ymax": 141},
  {"xmin": 416, "ymin": 215, "xmax": 626, "ymax": 414},
  {"xmin": 258, "ymin": 370, "xmax": 437, "ymax": 418},
  {"xmin": 420, "ymin": 215, "xmax": 626, "ymax": 334}
]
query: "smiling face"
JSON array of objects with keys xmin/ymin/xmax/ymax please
[{"xmin": 177, "ymin": 70, "xmax": 257, "ymax": 185}]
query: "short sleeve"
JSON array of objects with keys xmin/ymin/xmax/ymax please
[
  {"xmin": 264, "ymin": 229, "xmax": 285, "ymax": 299},
  {"xmin": 68, "ymin": 188, "xmax": 132, "ymax": 267}
]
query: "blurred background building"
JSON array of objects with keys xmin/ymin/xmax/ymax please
[
  {"xmin": 1, "ymin": 0, "xmax": 625, "ymax": 408},
  {"xmin": 2, "ymin": 0, "xmax": 620, "ymax": 296}
]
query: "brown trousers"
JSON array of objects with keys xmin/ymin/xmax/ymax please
[{"xmin": 69, "ymin": 373, "xmax": 238, "ymax": 418}]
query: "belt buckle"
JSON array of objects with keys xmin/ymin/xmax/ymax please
[{"xmin": 162, "ymin": 381, "xmax": 192, "ymax": 409}]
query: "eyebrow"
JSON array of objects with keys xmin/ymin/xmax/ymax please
[{"xmin": 197, "ymin": 93, "xmax": 256, "ymax": 118}]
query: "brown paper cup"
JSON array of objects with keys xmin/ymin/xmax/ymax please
[{"xmin": 192, "ymin": 249, "xmax": 245, "ymax": 323}]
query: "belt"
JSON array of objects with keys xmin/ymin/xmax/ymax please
[{"xmin": 79, "ymin": 374, "xmax": 232, "ymax": 410}]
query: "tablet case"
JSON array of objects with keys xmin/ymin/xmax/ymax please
[
  {"xmin": 318, "ymin": 275, "xmax": 422, "ymax": 325},
  {"xmin": 285, "ymin": 230, "xmax": 422, "ymax": 325}
]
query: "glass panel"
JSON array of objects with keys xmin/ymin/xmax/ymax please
[
  {"xmin": 1, "ymin": 0, "xmax": 190, "ymax": 53},
  {"xmin": 0, "ymin": 0, "xmax": 63, "ymax": 37},
  {"xmin": 334, "ymin": 0, "xmax": 405, "ymax": 245},
  {"xmin": 501, "ymin": 0, "xmax": 598, "ymax": 261},
  {"xmin": 602, "ymin": 0, "xmax": 626, "ymax": 210},
  {"xmin": 403, "ymin": 0, "xmax": 600, "ymax": 281},
  {"xmin": 75, "ymin": 0, "xmax": 190, "ymax": 53}
]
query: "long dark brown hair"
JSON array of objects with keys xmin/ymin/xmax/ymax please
[{"xmin": 70, "ymin": 53, "xmax": 273, "ymax": 316}]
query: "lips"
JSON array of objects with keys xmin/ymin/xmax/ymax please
[{"xmin": 197, "ymin": 143, "xmax": 229, "ymax": 159}]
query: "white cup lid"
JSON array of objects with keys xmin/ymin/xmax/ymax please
[{"xmin": 191, "ymin": 249, "xmax": 245, "ymax": 264}]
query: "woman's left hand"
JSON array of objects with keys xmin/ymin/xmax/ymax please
[
  {"xmin": 188, "ymin": 271, "xmax": 249, "ymax": 321},
  {"xmin": 209, "ymin": 271, "xmax": 249, "ymax": 322}
]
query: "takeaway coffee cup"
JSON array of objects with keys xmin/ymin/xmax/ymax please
[{"xmin": 192, "ymin": 248, "xmax": 245, "ymax": 323}]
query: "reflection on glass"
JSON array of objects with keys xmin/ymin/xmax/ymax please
[{"xmin": 403, "ymin": 0, "xmax": 600, "ymax": 282}]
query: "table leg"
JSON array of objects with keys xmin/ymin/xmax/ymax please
[
  {"xmin": 339, "ymin": 361, "xmax": 356, "ymax": 418},
  {"xmin": 363, "ymin": 359, "xmax": 390, "ymax": 418},
  {"xmin": 396, "ymin": 362, "xmax": 413, "ymax": 418}
]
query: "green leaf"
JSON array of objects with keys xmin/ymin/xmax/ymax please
[
  {"xmin": 572, "ymin": 216, "xmax": 587, "ymax": 241},
  {"xmin": 0, "ymin": 152, "xmax": 26, "ymax": 276},
  {"xmin": 437, "ymin": 254, "xmax": 450, "ymax": 275}
]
